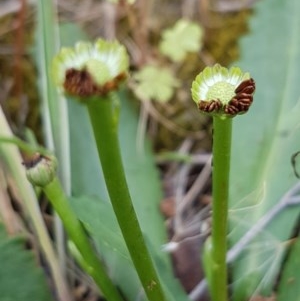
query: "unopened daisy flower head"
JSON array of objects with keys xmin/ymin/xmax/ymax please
[
  {"xmin": 191, "ymin": 64, "xmax": 255, "ymax": 119},
  {"xmin": 52, "ymin": 39, "xmax": 129, "ymax": 99},
  {"xmin": 23, "ymin": 153, "xmax": 58, "ymax": 187}
]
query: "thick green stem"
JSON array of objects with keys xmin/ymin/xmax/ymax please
[
  {"xmin": 43, "ymin": 177, "xmax": 124, "ymax": 301},
  {"xmin": 87, "ymin": 95, "xmax": 167, "ymax": 301},
  {"xmin": 211, "ymin": 117, "xmax": 232, "ymax": 301}
]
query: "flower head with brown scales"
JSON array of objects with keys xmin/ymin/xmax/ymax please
[
  {"xmin": 52, "ymin": 39, "xmax": 129, "ymax": 100},
  {"xmin": 191, "ymin": 64, "xmax": 255, "ymax": 119}
]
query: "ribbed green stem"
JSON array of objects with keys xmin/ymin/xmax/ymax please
[
  {"xmin": 211, "ymin": 117, "xmax": 231, "ymax": 301},
  {"xmin": 43, "ymin": 177, "xmax": 124, "ymax": 301},
  {"xmin": 86, "ymin": 95, "xmax": 168, "ymax": 301}
]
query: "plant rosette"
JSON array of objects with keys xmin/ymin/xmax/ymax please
[
  {"xmin": 191, "ymin": 64, "xmax": 255, "ymax": 119},
  {"xmin": 52, "ymin": 39, "xmax": 129, "ymax": 100}
]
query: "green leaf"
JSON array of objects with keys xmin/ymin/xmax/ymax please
[
  {"xmin": 229, "ymin": 0, "xmax": 300, "ymax": 299},
  {"xmin": 133, "ymin": 65, "xmax": 179, "ymax": 102},
  {"xmin": 70, "ymin": 195, "xmax": 188, "ymax": 301},
  {"xmin": 70, "ymin": 196, "xmax": 139, "ymax": 298},
  {"xmin": 0, "ymin": 225, "xmax": 53, "ymax": 301},
  {"xmin": 159, "ymin": 19, "xmax": 203, "ymax": 62},
  {"xmin": 277, "ymin": 239, "xmax": 300, "ymax": 301}
]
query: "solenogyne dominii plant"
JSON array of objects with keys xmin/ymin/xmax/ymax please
[
  {"xmin": 191, "ymin": 64, "xmax": 255, "ymax": 301},
  {"xmin": 52, "ymin": 38, "xmax": 168, "ymax": 301}
]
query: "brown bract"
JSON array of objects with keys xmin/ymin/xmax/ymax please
[
  {"xmin": 22, "ymin": 153, "xmax": 45, "ymax": 169},
  {"xmin": 198, "ymin": 99, "xmax": 222, "ymax": 113},
  {"xmin": 197, "ymin": 78, "xmax": 256, "ymax": 117},
  {"xmin": 225, "ymin": 78, "xmax": 255, "ymax": 115},
  {"xmin": 63, "ymin": 68, "xmax": 127, "ymax": 98}
]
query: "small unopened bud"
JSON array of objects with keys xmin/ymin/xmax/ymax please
[{"xmin": 23, "ymin": 153, "xmax": 58, "ymax": 187}]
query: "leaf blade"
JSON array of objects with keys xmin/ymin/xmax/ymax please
[
  {"xmin": 0, "ymin": 226, "xmax": 54, "ymax": 301},
  {"xmin": 229, "ymin": 0, "xmax": 300, "ymax": 299}
]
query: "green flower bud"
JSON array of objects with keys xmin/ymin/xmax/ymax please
[
  {"xmin": 23, "ymin": 153, "xmax": 58, "ymax": 187},
  {"xmin": 52, "ymin": 39, "xmax": 129, "ymax": 100},
  {"xmin": 191, "ymin": 64, "xmax": 255, "ymax": 119}
]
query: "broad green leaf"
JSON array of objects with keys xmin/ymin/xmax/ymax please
[
  {"xmin": 0, "ymin": 225, "xmax": 53, "ymax": 301},
  {"xmin": 133, "ymin": 65, "xmax": 179, "ymax": 102},
  {"xmin": 70, "ymin": 195, "xmax": 188, "ymax": 301},
  {"xmin": 70, "ymin": 196, "xmax": 139, "ymax": 299},
  {"xmin": 277, "ymin": 238, "xmax": 300, "ymax": 301},
  {"xmin": 159, "ymin": 19, "xmax": 203, "ymax": 62},
  {"xmin": 229, "ymin": 0, "xmax": 300, "ymax": 300}
]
